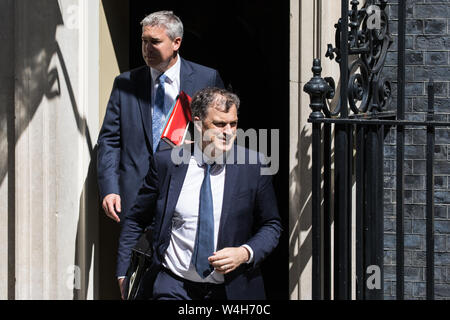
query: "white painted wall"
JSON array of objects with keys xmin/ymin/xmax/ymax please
[
  {"xmin": 11, "ymin": 0, "xmax": 99, "ymax": 300},
  {"xmin": 0, "ymin": 0, "xmax": 15, "ymax": 300},
  {"xmin": 289, "ymin": 0, "xmax": 340, "ymax": 300}
]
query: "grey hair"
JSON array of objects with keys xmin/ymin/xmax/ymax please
[
  {"xmin": 191, "ymin": 87, "xmax": 240, "ymax": 120},
  {"xmin": 140, "ymin": 11, "xmax": 184, "ymax": 40}
]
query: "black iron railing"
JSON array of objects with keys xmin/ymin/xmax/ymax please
[{"xmin": 303, "ymin": 0, "xmax": 450, "ymax": 300}]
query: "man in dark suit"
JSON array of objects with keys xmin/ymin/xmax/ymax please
[
  {"xmin": 97, "ymin": 10, "xmax": 224, "ymax": 225},
  {"xmin": 117, "ymin": 87, "xmax": 282, "ymax": 300}
]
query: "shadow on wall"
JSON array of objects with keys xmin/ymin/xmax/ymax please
[
  {"xmin": 1, "ymin": 0, "xmax": 63, "ymax": 188},
  {"xmin": 4, "ymin": 0, "xmax": 104, "ymax": 299},
  {"xmin": 4, "ymin": 0, "xmax": 65, "ymax": 299},
  {"xmin": 289, "ymin": 127, "xmax": 312, "ymax": 297},
  {"xmin": 289, "ymin": 124, "xmax": 336, "ymax": 298}
]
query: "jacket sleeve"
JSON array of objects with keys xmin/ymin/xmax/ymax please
[
  {"xmin": 214, "ymin": 70, "xmax": 225, "ymax": 89},
  {"xmin": 245, "ymin": 168, "xmax": 282, "ymax": 269},
  {"xmin": 97, "ymin": 77, "xmax": 121, "ymax": 201},
  {"xmin": 116, "ymin": 154, "xmax": 160, "ymax": 277}
]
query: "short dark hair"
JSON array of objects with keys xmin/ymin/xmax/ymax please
[{"xmin": 191, "ymin": 87, "xmax": 240, "ymax": 120}]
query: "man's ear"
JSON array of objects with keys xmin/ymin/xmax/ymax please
[{"xmin": 172, "ymin": 37, "xmax": 182, "ymax": 51}]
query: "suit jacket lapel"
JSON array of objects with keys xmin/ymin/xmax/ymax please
[
  {"xmin": 180, "ymin": 58, "xmax": 195, "ymax": 96},
  {"xmin": 217, "ymin": 156, "xmax": 239, "ymax": 250},
  {"xmin": 135, "ymin": 66, "xmax": 153, "ymax": 144},
  {"xmin": 139, "ymin": 58, "xmax": 193, "ymax": 150},
  {"xmin": 164, "ymin": 146, "xmax": 191, "ymax": 220}
]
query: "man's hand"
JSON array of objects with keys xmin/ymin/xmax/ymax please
[
  {"xmin": 102, "ymin": 193, "xmax": 121, "ymax": 223},
  {"xmin": 118, "ymin": 278, "xmax": 126, "ymax": 300},
  {"xmin": 208, "ymin": 247, "xmax": 250, "ymax": 275}
]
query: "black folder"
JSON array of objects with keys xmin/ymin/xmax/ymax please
[{"xmin": 125, "ymin": 228, "xmax": 153, "ymax": 300}]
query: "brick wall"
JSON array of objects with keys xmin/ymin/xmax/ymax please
[{"xmin": 382, "ymin": 0, "xmax": 450, "ymax": 300}]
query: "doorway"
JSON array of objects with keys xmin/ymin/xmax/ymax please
[{"xmin": 101, "ymin": 0, "xmax": 289, "ymax": 300}]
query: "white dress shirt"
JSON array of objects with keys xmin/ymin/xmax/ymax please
[
  {"xmin": 162, "ymin": 144, "xmax": 253, "ymax": 284},
  {"xmin": 150, "ymin": 54, "xmax": 181, "ymax": 120}
]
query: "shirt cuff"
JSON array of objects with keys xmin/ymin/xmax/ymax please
[
  {"xmin": 117, "ymin": 276, "xmax": 127, "ymax": 280},
  {"xmin": 241, "ymin": 244, "xmax": 254, "ymax": 264}
]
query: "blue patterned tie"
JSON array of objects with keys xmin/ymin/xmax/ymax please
[
  {"xmin": 192, "ymin": 163, "xmax": 215, "ymax": 278},
  {"xmin": 152, "ymin": 74, "xmax": 168, "ymax": 152}
]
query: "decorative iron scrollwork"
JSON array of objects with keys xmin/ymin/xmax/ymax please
[{"xmin": 314, "ymin": 0, "xmax": 393, "ymax": 117}]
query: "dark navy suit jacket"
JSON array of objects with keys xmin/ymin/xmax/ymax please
[
  {"xmin": 97, "ymin": 58, "xmax": 224, "ymax": 218},
  {"xmin": 117, "ymin": 144, "xmax": 282, "ymax": 300}
]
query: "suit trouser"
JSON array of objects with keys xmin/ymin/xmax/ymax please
[{"xmin": 152, "ymin": 268, "xmax": 227, "ymax": 300}]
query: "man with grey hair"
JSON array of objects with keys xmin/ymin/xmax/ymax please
[
  {"xmin": 97, "ymin": 10, "xmax": 224, "ymax": 298},
  {"xmin": 117, "ymin": 87, "xmax": 282, "ymax": 300}
]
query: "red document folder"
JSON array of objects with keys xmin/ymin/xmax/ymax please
[{"xmin": 161, "ymin": 91, "xmax": 192, "ymax": 147}]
